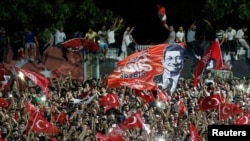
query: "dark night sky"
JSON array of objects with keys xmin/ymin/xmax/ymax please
[{"xmin": 96, "ymin": 0, "xmax": 206, "ymax": 44}]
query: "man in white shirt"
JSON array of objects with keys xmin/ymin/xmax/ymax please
[
  {"xmin": 236, "ymin": 26, "xmax": 249, "ymax": 59},
  {"xmin": 176, "ymin": 26, "xmax": 185, "ymax": 43},
  {"xmin": 54, "ymin": 26, "xmax": 66, "ymax": 45},
  {"xmin": 225, "ymin": 26, "xmax": 237, "ymax": 59}
]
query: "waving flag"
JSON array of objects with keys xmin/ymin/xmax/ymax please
[
  {"xmin": 193, "ymin": 39, "xmax": 223, "ymax": 87},
  {"xmin": 119, "ymin": 110, "xmax": 143, "ymax": 130},
  {"xmin": 219, "ymin": 103, "xmax": 243, "ymax": 120},
  {"xmin": 189, "ymin": 123, "xmax": 202, "ymax": 141},
  {"xmin": 235, "ymin": 112, "xmax": 250, "ymax": 125},
  {"xmin": 99, "ymin": 93, "xmax": 120, "ymax": 111},
  {"xmin": 107, "ymin": 43, "xmax": 185, "ymax": 92},
  {"xmin": 134, "ymin": 89, "xmax": 155, "ymax": 104},
  {"xmin": 61, "ymin": 38, "xmax": 84, "ymax": 51},
  {"xmin": 28, "ymin": 112, "xmax": 58, "ymax": 135},
  {"xmin": 157, "ymin": 4, "xmax": 167, "ymax": 25},
  {"xmin": 199, "ymin": 94, "xmax": 223, "ymax": 111},
  {"xmin": 15, "ymin": 67, "xmax": 51, "ymax": 99}
]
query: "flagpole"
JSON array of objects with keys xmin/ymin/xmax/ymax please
[{"xmin": 30, "ymin": 111, "xmax": 39, "ymax": 131}]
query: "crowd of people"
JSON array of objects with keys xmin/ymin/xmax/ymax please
[{"xmin": 0, "ymin": 15, "xmax": 250, "ymax": 141}]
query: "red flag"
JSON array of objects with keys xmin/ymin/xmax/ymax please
[
  {"xmin": 157, "ymin": 4, "xmax": 167, "ymax": 25},
  {"xmin": 235, "ymin": 112, "xmax": 250, "ymax": 125},
  {"xmin": 25, "ymin": 101, "xmax": 39, "ymax": 114},
  {"xmin": 61, "ymin": 38, "xmax": 84, "ymax": 51},
  {"xmin": 56, "ymin": 112, "xmax": 69, "ymax": 124},
  {"xmin": 15, "ymin": 67, "xmax": 51, "ymax": 99},
  {"xmin": 189, "ymin": 123, "xmax": 202, "ymax": 141},
  {"xmin": 178, "ymin": 100, "xmax": 186, "ymax": 116},
  {"xmin": 99, "ymin": 93, "xmax": 120, "ymax": 111},
  {"xmin": 95, "ymin": 132, "xmax": 109, "ymax": 141},
  {"xmin": 199, "ymin": 94, "xmax": 222, "ymax": 111},
  {"xmin": 193, "ymin": 39, "xmax": 223, "ymax": 87},
  {"xmin": 28, "ymin": 112, "xmax": 58, "ymax": 135},
  {"xmin": 0, "ymin": 98, "xmax": 11, "ymax": 109},
  {"xmin": 134, "ymin": 89, "xmax": 154, "ymax": 104},
  {"xmin": 108, "ymin": 126, "xmax": 126, "ymax": 141},
  {"xmin": 219, "ymin": 103, "xmax": 243, "ymax": 120},
  {"xmin": 156, "ymin": 89, "xmax": 169, "ymax": 101},
  {"xmin": 119, "ymin": 110, "xmax": 143, "ymax": 130},
  {"xmin": 107, "ymin": 43, "xmax": 185, "ymax": 91}
]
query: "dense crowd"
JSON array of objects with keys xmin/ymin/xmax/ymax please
[{"xmin": 0, "ymin": 69, "xmax": 249, "ymax": 141}]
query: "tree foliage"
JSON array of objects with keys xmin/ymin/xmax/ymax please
[
  {"xmin": 0, "ymin": 0, "xmax": 114, "ymax": 29},
  {"xmin": 204, "ymin": 0, "xmax": 250, "ymax": 22}
]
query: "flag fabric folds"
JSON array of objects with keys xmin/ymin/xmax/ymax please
[
  {"xmin": 107, "ymin": 43, "xmax": 185, "ymax": 92},
  {"xmin": 193, "ymin": 39, "xmax": 223, "ymax": 87},
  {"xmin": 15, "ymin": 67, "xmax": 51, "ymax": 99}
]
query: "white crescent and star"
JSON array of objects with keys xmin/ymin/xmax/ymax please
[
  {"xmin": 243, "ymin": 116, "xmax": 249, "ymax": 124},
  {"xmin": 222, "ymin": 106, "xmax": 230, "ymax": 115},
  {"xmin": 210, "ymin": 98, "xmax": 220, "ymax": 106},
  {"xmin": 128, "ymin": 116, "xmax": 137, "ymax": 125},
  {"xmin": 36, "ymin": 120, "xmax": 48, "ymax": 129},
  {"xmin": 109, "ymin": 95, "xmax": 116, "ymax": 103}
]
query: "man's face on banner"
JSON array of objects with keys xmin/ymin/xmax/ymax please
[{"xmin": 163, "ymin": 50, "xmax": 183, "ymax": 73}]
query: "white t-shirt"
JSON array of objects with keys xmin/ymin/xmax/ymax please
[
  {"xmin": 226, "ymin": 29, "xmax": 236, "ymax": 41},
  {"xmin": 107, "ymin": 30, "xmax": 115, "ymax": 44},
  {"xmin": 54, "ymin": 30, "xmax": 66, "ymax": 45},
  {"xmin": 236, "ymin": 29, "xmax": 246, "ymax": 42},
  {"xmin": 176, "ymin": 31, "xmax": 185, "ymax": 42}
]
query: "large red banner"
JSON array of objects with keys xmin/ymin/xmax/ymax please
[{"xmin": 107, "ymin": 43, "xmax": 185, "ymax": 91}]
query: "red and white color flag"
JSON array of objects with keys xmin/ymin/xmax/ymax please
[
  {"xmin": 15, "ymin": 67, "xmax": 51, "ymax": 99},
  {"xmin": 0, "ymin": 98, "xmax": 11, "ymax": 109},
  {"xmin": 99, "ymin": 93, "xmax": 120, "ymax": 111},
  {"xmin": 157, "ymin": 4, "xmax": 167, "ymax": 25},
  {"xmin": 134, "ymin": 89, "xmax": 155, "ymax": 104},
  {"xmin": 235, "ymin": 112, "xmax": 250, "ymax": 125},
  {"xmin": 219, "ymin": 103, "xmax": 243, "ymax": 120},
  {"xmin": 189, "ymin": 122, "xmax": 202, "ymax": 141},
  {"xmin": 25, "ymin": 101, "xmax": 39, "ymax": 114},
  {"xmin": 199, "ymin": 94, "xmax": 223, "ymax": 111},
  {"xmin": 107, "ymin": 43, "xmax": 185, "ymax": 91},
  {"xmin": 193, "ymin": 39, "xmax": 223, "ymax": 87},
  {"xmin": 95, "ymin": 132, "xmax": 109, "ymax": 141},
  {"xmin": 119, "ymin": 110, "xmax": 143, "ymax": 130},
  {"xmin": 28, "ymin": 112, "xmax": 58, "ymax": 135},
  {"xmin": 61, "ymin": 38, "xmax": 84, "ymax": 51}
]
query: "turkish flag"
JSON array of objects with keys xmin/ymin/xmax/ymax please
[
  {"xmin": 199, "ymin": 94, "xmax": 223, "ymax": 111},
  {"xmin": 178, "ymin": 100, "xmax": 186, "ymax": 116},
  {"xmin": 193, "ymin": 39, "xmax": 223, "ymax": 87},
  {"xmin": 156, "ymin": 89, "xmax": 169, "ymax": 101},
  {"xmin": 119, "ymin": 110, "xmax": 143, "ymax": 130},
  {"xmin": 0, "ymin": 98, "xmax": 11, "ymax": 109},
  {"xmin": 83, "ymin": 39, "xmax": 99, "ymax": 51},
  {"xmin": 134, "ymin": 89, "xmax": 154, "ymax": 104},
  {"xmin": 108, "ymin": 126, "xmax": 126, "ymax": 141},
  {"xmin": 189, "ymin": 122, "xmax": 202, "ymax": 141},
  {"xmin": 235, "ymin": 112, "xmax": 250, "ymax": 125},
  {"xmin": 15, "ymin": 67, "xmax": 51, "ymax": 99},
  {"xmin": 219, "ymin": 103, "xmax": 243, "ymax": 120},
  {"xmin": 107, "ymin": 43, "xmax": 185, "ymax": 91},
  {"xmin": 157, "ymin": 4, "xmax": 167, "ymax": 25},
  {"xmin": 28, "ymin": 112, "xmax": 58, "ymax": 135},
  {"xmin": 95, "ymin": 132, "xmax": 109, "ymax": 141},
  {"xmin": 25, "ymin": 101, "xmax": 39, "ymax": 114},
  {"xmin": 56, "ymin": 112, "xmax": 69, "ymax": 124},
  {"xmin": 99, "ymin": 93, "xmax": 120, "ymax": 111},
  {"xmin": 61, "ymin": 38, "xmax": 84, "ymax": 51}
]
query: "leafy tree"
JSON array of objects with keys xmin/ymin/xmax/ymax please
[{"xmin": 203, "ymin": 0, "xmax": 250, "ymax": 22}]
